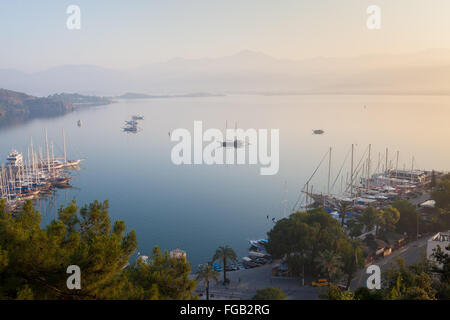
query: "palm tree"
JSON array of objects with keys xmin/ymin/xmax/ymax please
[
  {"xmin": 315, "ymin": 250, "xmax": 342, "ymax": 282},
  {"xmin": 338, "ymin": 201, "xmax": 352, "ymax": 227},
  {"xmin": 212, "ymin": 245, "xmax": 238, "ymax": 284},
  {"xmin": 196, "ymin": 264, "xmax": 219, "ymax": 300}
]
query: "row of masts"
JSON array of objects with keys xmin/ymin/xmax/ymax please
[
  {"xmin": 296, "ymin": 144, "xmax": 422, "ymax": 211},
  {"xmin": 0, "ymin": 129, "xmax": 81, "ymax": 212}
]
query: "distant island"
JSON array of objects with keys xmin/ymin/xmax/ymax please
[
  {"xmin": 48, "ymin": 92, "xmax": 113, "ymax": 107},
  {"xmin": 0, "ymin": 89, "xmax": 113, "ymax": 127},
  {"xmin": 116, "ymin": 92, "xmax": 225, "ymax": 99}
]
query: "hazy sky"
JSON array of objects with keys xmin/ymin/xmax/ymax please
[{"xmin": 1, "ymin": 0, "xmax": 449, "ymax": 71}]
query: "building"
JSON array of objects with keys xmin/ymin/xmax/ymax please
[
  {"xmin": 387, "ymin": 169, "xmax": 431, "ymax": 184},
  {"xmin": 427, "ymin": 231, "xmax": 450, "ymax": 268},
  {"xmin": 170, "ymin": 248, "xmax": 187, "ymax": 261}
]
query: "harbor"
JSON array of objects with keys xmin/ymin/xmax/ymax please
[
  {"xmin": 1, "ymin": 95, "xmax": 449, "ymax": 268},
  {"xmin": 0, "ymin": 129, "xmax": 83, "ymax": 213},
  {"xmin": 294, "ymin": 144, "xmax": 443, "ymax": 226}
]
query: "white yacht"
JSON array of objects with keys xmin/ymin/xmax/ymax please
[{"xmin": 6, "ymin": 150, "xmax": 23, "ymax": 167}]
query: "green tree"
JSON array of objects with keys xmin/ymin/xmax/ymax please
[
  {"xmin": 315, "ymin": 250, "xmax": 342, "ymax": 282},
  {"xmin": 0, "ymin": 200, "xmax": 137, "ymax": 299},
  {"xmin": 431, "ymin": 174, "xmax": 450, "ymax": 229},
  {"xmin": 267, "ymin": 208, "xmax": 347, "ymax": 275},
  {"xmin": 338, "ymin": 201, "xmax": 352, "ymax": 228},
  {"xmin": 431, "ymin": 244, "xmax": 450, "ymax": 284},
  {"xmin": 379, "ymin": 206, "xmax": 400, "ymax": 233},
  {"xmin": 358, "ymin": 206, "xmax": 379, "ymax": 234},
  {"xmin": 337, "ymin": 239, "xmax": 364, "ymax": 289},
  {"xmin": 196, "ymin": 264, "xmax": 219, "ymax": 300},
  {"xmin": 125, "ymin": 246, "xmax": 196, "ymax": 300},
  {"xmin": 322, "ymin": 284, "xmax": 354, "ymax": 300},
  {"xmin": 383, "ymin": 258, "xmax": 436, "ymax": 300},
  {"xmin": 353, "ymin": 286, "xmax": 384, "ymax": 300},
  {"xmin": 392, "ymin": 200, "xmax": 422, "ymax": 238},
  {"xmin": 0, "ymin": 200, "xmax": 198, "ymax": 300},
  {"xmin": 252, "ymin": 287, "xmax": 287, "ymax": 300},
  {"xmin": 212, "ymin": 245, "xmax": 237, "ymax": 284},
  {"xmin": 346, "ymin": 220, "xmax": 364, "ymax": 239}
]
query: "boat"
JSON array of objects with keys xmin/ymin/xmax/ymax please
[
  {"xmin": 6, "ymin": 150, "xmax": 24, "ymax": 167},
  {"xmin": 313, "ymin": 129, "xmax": 325, "ymax": 135},
  {"xmin": 64, "ymin": 159, "xmax": 83, "ymax": 167},
  {"xmin": 123, "ymin": 125, "xmax": 138, "ymax": 133},
  {"xmin": 132, "ymin": 115, "xmax": 144, "ymax": 120}
]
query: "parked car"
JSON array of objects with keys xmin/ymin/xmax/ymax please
[{"xmin": 312, "ymin": 279, "xmax": 329, "ymax": 287}]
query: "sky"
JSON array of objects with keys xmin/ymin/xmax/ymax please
[{"xmin": 0, "ymin": 0, "xmax": 449, "ymax": 72}]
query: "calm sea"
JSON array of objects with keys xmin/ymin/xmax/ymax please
[{"xmin": 1, "ymin": 94, "xmax": 449, "ymax": 268}]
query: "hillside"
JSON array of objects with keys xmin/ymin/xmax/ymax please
[{"xmin": 0, "ymin": 89, "xmax": 112, "ymax": 126}]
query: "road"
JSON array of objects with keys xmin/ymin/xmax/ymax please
[
  {"xmin": 350, "ymin": 236, "xmax": 428, "ymax": 291},
  {"xmin": 194, "ymin": 262, "xmax": 319, "ymax": 300},
  {"xmin": 194, "ymin": 236, "xmax": 428, "ymax": 299}
]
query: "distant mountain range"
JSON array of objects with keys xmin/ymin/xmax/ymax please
[
  {"xmin": 1, "ymin": 49, "xmax": 450, "ymax": 96},
  {"xmin": 0, "ymin": 89, "xmax": 112, "ymax": 127}
]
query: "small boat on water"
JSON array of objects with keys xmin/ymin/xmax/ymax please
[
  {"xmin": 313, "ymin": 129, "xmax": 325, "ymax": 135},
  {"xmin": 64, "ymin": 159, "xmax": 83, "ymax": 167},
  {"xmin": 123, "ymin": 125, "xmax": 138, "ymax": 133},
  {"xmin": 132, "ymin": 115, "xmax": 144, "ymax": 120},
  {"xmin": 50, "ymin": 177, "xmax": 72, "ymax": 188}
]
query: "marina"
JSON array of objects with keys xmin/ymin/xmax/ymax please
[
  {"xmin": 0, "ymin": 130, "xmax": 82, "ymax": 213},
  {"xmin": 294, "ymin": 144, "xmax": 442, "ymax": 226},
  {"xmin": 1, "ymin": 95, "xmax": 450, "ymax": 267}
]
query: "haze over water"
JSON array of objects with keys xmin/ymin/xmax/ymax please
[{"xmin": 1, "ymin": 94, "xmax": 449, "ymax": 267}]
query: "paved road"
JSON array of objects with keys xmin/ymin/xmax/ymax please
[
  {"xmin": 194, "ymin": 236, "xmax": 428, "ymax": 299},
  {"xmin": 350, "ymin": 236, "xmax": 428, "ymax": 291},
  {"xmin": 194, "ymin": 262, "xmax": 319, "ymax": 300}
]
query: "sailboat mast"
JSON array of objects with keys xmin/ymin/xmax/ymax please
[
  {"xmin": 367, "ymin": 144, "xmax": 371, "ymax": 190},
  {"xmin": 45, "ymin": 129, "xmax": 50, "ymax": 173},
  {"xmin": 350, "ymin": 144, "xmax": 354, "ymax": 197},
  {"xmin": 327, "ymin": 147, "xmax": 332, "ymax": 195},
  {"xmin": 385, "ymin": 147, "xmax": 388, "ymax": 173},
  {"xmin": 63, "ymin": 128, "xmax": 67, "ymax": 164}
]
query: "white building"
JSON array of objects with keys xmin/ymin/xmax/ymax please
[
  {"xmin": 170, "ymin": 248, "xmax": 187, "ymax": 261},
  {"xmin": 427, "ymin": 231, "xmax": 450, "ymax": 268}
]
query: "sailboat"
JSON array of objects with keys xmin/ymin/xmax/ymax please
[
  {"xmin": 61, "ymin": 129, "xmax": 84, "ymax": 168},
  {"xmin": 220, "ymin": 121, "xmax": 244, "ymax": 148}
]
